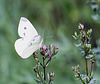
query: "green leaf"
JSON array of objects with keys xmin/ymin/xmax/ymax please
[
  {"xmin": 34, "ymin": 79, "xmax": 42, "ymax": 84},
  {"xmin": 86, "ymin": 44, "xmax": 91, "ymax": 49},
  {"xmin": 91, "ymin": 14, "xmax": 100, "ymax": 20},
  {"xmin": 80, "ymin": 74, "xmax": 86, "ymax": 80},
  {"xmin": 72, "ymin": 35, "xmax": 77, "ymax": 39},
  {"xmin": 80, "ymin": 51, "xmax": 85, "ymax": 56},
  {"xmin": 75, "ymin": 43, "xmax": 81, "ymax": 47},
  {"xmin": 85, "ymin": 55, "xmax": 94, "ymax": 59},
  {"xmin": 88, "ymin": 78, "xmax": 96, "ymax": 84}
]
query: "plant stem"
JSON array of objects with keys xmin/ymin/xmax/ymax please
[
  {"xmin": 46, "ymin": 54, "xmax": 54, "ymax": 66},
  {"xmin": 89, "ymin": 61, "xmax": 94, "ymax": 81},
  {"xmin": 78, "ymin": 73, "xmax": 85, "ymax": 84},
  {"xmin": 90, "ymin": 63, "xmax": 93, "ymax": 77},
  {"xmin": 46, "ymin": 57, "xmax": 51, "ymax": 66},
  {"xmin": 85, "ymin": 58, "xmax": 88, "ymax": 76},
  {"xmin": 43, "ymin": 57, "xmax": 46, "ymax": 81},
  {"xmin": 48, "ymin": 78, "xmax": 51, "ymax": 84},
  {"xmin": 43, "ymin": 66, "xmax": 46, "ymax": 80}
]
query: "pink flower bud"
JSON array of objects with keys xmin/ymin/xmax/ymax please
[{"xmin": 42, "ymin": 45, "xmax": 47, "ymax": 50}]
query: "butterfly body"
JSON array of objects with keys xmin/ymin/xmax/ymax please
[{"xmin": 14, "ymin": 17, "xmax": 43, "ymax": 59}]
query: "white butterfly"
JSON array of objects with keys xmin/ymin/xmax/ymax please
[{"xmin": 14, "ymin": 17, "xmax": 43, "ymax": 59}]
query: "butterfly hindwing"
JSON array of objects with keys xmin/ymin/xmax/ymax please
[
  {"xmin": 21, "ymin": 35, "xmax": 43, "ymax": 58},
  {"xmin": 14, "ymin": 38, "xmax": 28, "ymax": 56}
]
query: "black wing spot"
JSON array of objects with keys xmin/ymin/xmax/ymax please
[
  {"xmin": 24, "ymin": 27, "xmax": 27, "ymax": 30},
  {"xmin": 33, "ymin": 39, "xmax": 35, "ymax": 41},
  {"xmin": 30, "ymin": 43, "xmax": 32, "ymax": 46}
]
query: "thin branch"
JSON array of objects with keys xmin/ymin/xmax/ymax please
[
  {"xmin": 46, "ymin": 57, "xmax": 51, "ymax": 66},
  {"xmin": 48, "ymin": 78, "xmax": 51, "ymax": 84},
  {"xmin": 89, "ymin": 61, "xmax": 94, "ymax": 81},
  {"xmin": 78, "ymin": 73, "xmax": 85, "ymax": 84},
  {"xmin": 85, "ymin": 58, "xmax": 88, "ymax": 76},
  {"xmin": 43, "ymin": 57, "xmax": 46, "ymax": 80}
]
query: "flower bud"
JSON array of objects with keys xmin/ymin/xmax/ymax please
[
  {"xmin": 87, "ymin": 29, "xmax": 92, "ymax": 35},
  {"xmin": 49, "ymin": 72, "xmax": 55, "ymax": 81},
  {"xmin": 33, "ymin": 52, "xmax": 38, "ymax": 58},
  {"xmin": 54, "ymin": 46, "xmax": 58, "ymax": 54},
  {"xmin": 49, "ymin": 44, "xmax": 53, "ymax": 52},
  {"xmin": 91, "ymin": 58, "xmax": 95, "ymax": 64},
  {"xmin": 42, "ymin": 45, "xmax": 47, "ymax": 50},
  {"xmin": 72, "ymin": 66, "xmax": 76, "ymax": 71},
  {"xmin": 55, "ymin": 46, "xmax": 58, "ymax": 50},
  {"xmin": 77, "ymin": 65, "xmax": 80, "ymax": 70},
  {"xmin": 75, "ymin": 74, "xmax": 79, "ymax": 78},
  {"xmin": 33, "ymin": 52, "xmax": 39, "ymax": 61},
  {"xmin": 74, "ymin": 31, "xmax": 77, "ymax": 37},
  {"xmin": 40, "ymin": 45, "xmax": 47, "ymax": 56},
  {"xmin": 78, "ymin": 23, "xmax": 84, "ymax": 30},
  {"xmin": 72, "ymin": 66, "xmax": 78, "ymax": 72},
  {"xmin": 45, "ymin": 50, "xmax": 50, "ymax": 58},
  {"xmin": 86, "ymin": 44, "xmax": 91, "ymax": 49},
  {"xmin": 33, "ymin": 65, "xmax": 38, "ymax": 73}
]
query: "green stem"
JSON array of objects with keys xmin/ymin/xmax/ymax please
[
  {"xmin": 79, "ymin": 77, "xmax": 85, "ymax": 84},
  {"xmin": 89, "ymin": 61, "xmax": 94, "ymax": 81},
  {"xmin": 48, "ymin": 78, "xmax": 51, "ymax": 84},
  {"xmin": 78, "ymin": 73, "xmax": 85, "ymax": 84},
  {"xmin": 43, "ymin": 66, "xmax": 46, "ymax": 80},
  {"xmin": 85, "ymin": 58, "xmax": 88, "ymax": 76},
  {"xmin": 90, "ymin": 63, "xmax": 92, "ymax": 77},
  {"xmin": 43, "ymin": 57, "xmax": 46, "ymax": 81}
]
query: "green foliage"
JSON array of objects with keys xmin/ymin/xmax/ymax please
[
  {"xmin": 89, "ymin": 0, "xmax": 100, "ymax": 20},
  {"xmin": 73, "ymin": 23, "xmax": 95, "ymax": 59},
  {"xmin": 72, "ymin": 23, "xmax": 96, "ymax": 84}
]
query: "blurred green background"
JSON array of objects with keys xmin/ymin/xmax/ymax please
[{"xmin": 0, "ymin": 0, "xmax": 100, "ymax": 84}]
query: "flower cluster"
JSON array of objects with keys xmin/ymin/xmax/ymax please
[
  {"xmin": 72, "ymin": 65, "xmax": 81, "ymax": 78},
  {"xmin": 33, "ymin": 44, "xmax": 58, "ymax": 59},
  {"xmin": 72, "ymin": 23, "xmax": 96, "ymax": 84},
  {"xmin": 33, "ymin": 44, "xmax": 58, "ymax": 84},
  {"xmin": 72, "ymin": 23, "xmax": 95, "ymax": 59}
]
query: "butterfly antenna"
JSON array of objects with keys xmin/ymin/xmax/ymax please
[
  {"xmin": 42, "ymin": 28, "xmax": 53, "ymax": 40},
  {"xmin": 44, "ymin": 35, "xmax": 53, "ymax": 40}
]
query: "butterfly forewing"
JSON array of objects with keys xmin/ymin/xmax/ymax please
[{"xmin": 18, "ymin": 17, "xmax": 38, "ymax": 39}]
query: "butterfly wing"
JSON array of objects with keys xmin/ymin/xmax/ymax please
[
  {"xmin": 21, "ymin": 35, "xmax": 43, "ymax": 59},
  {"xmin": 14, "ymin": 38, "xmax": 29, "ymax": 56},
  {"xmin": 18, "ymin": 17, "xmax": 38, "ymax": 40},
  {"xmin": 15, "ymin": 17, "xmax": 43, "ymax": 58}
]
